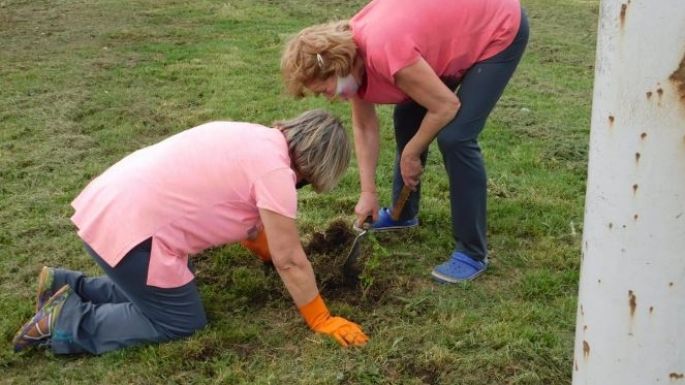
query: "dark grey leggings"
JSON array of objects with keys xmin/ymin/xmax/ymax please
[
  {"xmin": 392, "ymin": 9, "xmax": 529, "ymax": 261},
  {"xmin": 51, "ymin": 239, "xmax": 207, "ymax": 354}
]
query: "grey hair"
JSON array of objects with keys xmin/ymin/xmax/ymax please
[{"xmin": 275, "ymin": 109, "xmax": 351, "ymax": 193}]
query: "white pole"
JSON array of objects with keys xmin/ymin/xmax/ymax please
[{"xmin": 573, "ymin": 0, "xmax": 685, "ymax": 384}]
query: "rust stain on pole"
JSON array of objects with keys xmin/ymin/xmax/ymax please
[
  {"xmin": 646, "ymin": 91, "xmax": 653, "ymax": 99},
  {"xmin": 670, "ymin": 372, "xmax": 684, "ymax": 380},
  {"xmin": 633, "ymin": 184, "xmax": 639, "ymax": 194},
  {"xmin": 583, "ymin": 340, "xmax": 591, "ymax": 359},
  {"xmin": 649, "ymin": 306, "xmax": 654, "ymax": 314},
  {"xmin": 609, "ymin": 115, "xmax": 615, "ymax": 125},
  {"xmin": 669, "ymin": 52, "xmax": 685, "ymax": 101},
  {"xmin": 628, "ymin": 290, "xmax": 637, "ymax": 317},
  {"xmin": 635, "ymin": 152, "xmax": 641, "ymax": 163},
  {"xmin": 641, "ymin": 132, "xmax": 647, "ymax": 140},
  {"xmin": 619, "ymin": 3, "xmax": 628, "ymax": 26},
  {"xmin": 633, "ymin": 214, "xmax": 639, "ymax": 220}
]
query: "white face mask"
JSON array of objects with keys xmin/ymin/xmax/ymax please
[{"xmin": 335, "ymin": 74, "xmax": 359, "ymax": 98}]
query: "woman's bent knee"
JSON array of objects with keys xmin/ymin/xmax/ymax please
[{"xmin": 437, "ymin": 132, "xmax": 480, "ymax": 157}]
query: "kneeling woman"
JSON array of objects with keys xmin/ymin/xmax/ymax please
[{"xmin": 13, "ymin": 109, "xmax": 368, "ymax": 354}]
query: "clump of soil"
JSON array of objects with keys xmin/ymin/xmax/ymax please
[
  {"xmin": 303, "ymin": 218, "xmax": 413, "ymax": 307},
  {"xmin": 304, "ymin": 218, "xmax": 363, "ymax": 298},
  {"xmin": 304, "ymin": 219, "xmax": 356, "ymax": 256},
  {"xmin": 195, "ymin": 218, "xmax": 413, "ymax": 313}
]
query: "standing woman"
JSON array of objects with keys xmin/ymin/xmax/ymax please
[
  {"xmin": 281, "ymin": 0, "xmax": 528, "ymax": 283},
  {"xmin": 13, "ymin": 109, "xmax": 368, "ymax": 354}
]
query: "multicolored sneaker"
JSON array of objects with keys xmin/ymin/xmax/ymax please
[
  {"xmin": 365, "ymin": 207, "xmax": 419, "ymax": 232},
  {"xmin": 13, "ymin": 284, "xmax": 72, "ymax": 353},
  {"xmin": 431, "ymin": 252, "xmax": 488, "ymax": 283},
  {"xmin": 35, "ymin": 266, "xmax": 55, "ymax": 312}
]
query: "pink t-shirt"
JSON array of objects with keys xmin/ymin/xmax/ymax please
[
  {"xmin": 71, "ymin": 122, "xmax": 297, "ymax": 288},
  {"xmin": 350, "ymin": 0, "xmax": 521, "ymax": 104}
]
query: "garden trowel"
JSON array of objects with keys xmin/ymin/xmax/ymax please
[{"xmin": 342, "ymin": 185, "xmax": 412, "ymax": 284}]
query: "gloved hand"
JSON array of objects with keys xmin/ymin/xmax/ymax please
[
  {"xmin": 240, "ymin": 229, "xmax": 271, "ymax": 262},
  {"xmin": 299, "ymin": 294, "xmax": 368, "ymax": 347}
]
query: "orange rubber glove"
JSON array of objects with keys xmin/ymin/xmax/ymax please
[
  {"xmin": 298, "ymin": 294, "xmax": 368, "ymax": 347},
  {"xmin": 240, "ymin": 229, "xmax": 271, "ymax": 262}
]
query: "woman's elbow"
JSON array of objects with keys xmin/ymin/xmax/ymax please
[
  {"xmin": 431, "ymin": 103, "xmax": 459, "ymax": 124},
  {"xmin": 444, "ymin": 97, "xmax": 461, "ymax": 119},
  {"xmin": 272, "ymin": 250, "xmax": 308, "ymax": 272}
]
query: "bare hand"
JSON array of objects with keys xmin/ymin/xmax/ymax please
[
  {"xmin": 400, "ymin": 152, "xmax": 423, "ymax": 190},
  {"xmin": 354, "ymin": 191, "xmax": 379, "ymax": 225}
]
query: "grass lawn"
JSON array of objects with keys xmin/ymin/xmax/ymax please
[{"xmin": 0, "ymin": 0, "xmax": 597, "ymax": 384}]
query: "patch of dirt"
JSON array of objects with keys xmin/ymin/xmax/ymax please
[
  {"xmin": 304, "ymin": 219, "xmax": 363, "ymax": 298},
  {"xmin": 303, "ymin": 218, "xmax": 416, "ymax": 308},
  {"xmin": 197, "ymin": 218, "xmax": 420, "ymax": 309}
]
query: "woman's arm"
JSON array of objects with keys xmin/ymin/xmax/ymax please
[
  {"xmin": 258, "ymin": 208, "xmax": 317, "ymax": 306},
  {"xmin": 351, "ymin": 97, "xmax": 382, "ymax": 223},
  {"xmin": 394, "ymin": 58, "xmax": 461, "ymax": 188},
  {"xmin": 259, "ymin": 208, "xmax": 368, "ymax": 346}
]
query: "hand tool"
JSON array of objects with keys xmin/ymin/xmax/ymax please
[{"xmin": 342, "ymin": 185, "xmax": 412, "ymax": 284}]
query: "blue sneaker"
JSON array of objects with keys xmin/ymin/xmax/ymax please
[
  {"xmin": 367, "ymin": 207, "xmax": 418, "ymax": 231},
  {"xmin": 431, "ymin": 252, "xmax": 488, "ymax": 283}
]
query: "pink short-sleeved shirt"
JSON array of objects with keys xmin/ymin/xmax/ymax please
[
  {"xmin": 71, "ymin": 122, "xmax": 297, "ymax": 288},
  {"xmin": 350, "ymin": 0, "xmax": 522, "ymax": 104}
]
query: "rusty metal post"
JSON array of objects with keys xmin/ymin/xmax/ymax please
[{"xmin": 573, "ymin": 0, "xmax": 685, "ymax": 384}]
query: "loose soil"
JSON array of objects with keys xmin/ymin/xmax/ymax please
[
  {"xmin": 304, "ymin": 219, "xmax": 364, "ymax": 297},
  {"xmin": 303, "ymin": 219, "xmax": 402, "ymax": 307},
  {"xmin": 197, "ymin": 218, "xmax": 413, "ymax": 308}
]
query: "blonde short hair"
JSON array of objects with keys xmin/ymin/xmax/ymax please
[
  {"xmin": 275, "ymin": 109, "xmax": 351, "ymax": 193},
  {"xmin": 281, "ymin": 21, "xmax": 357, "ymax": 97}
]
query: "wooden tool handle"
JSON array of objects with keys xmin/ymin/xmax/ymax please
[{"xmin": 390, "ymin": 185, "xmax": 412, "ymax": 221}]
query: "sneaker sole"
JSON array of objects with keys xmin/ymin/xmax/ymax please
[
  {"xmin": 14, "ymin": 284, "xmax": 71, "ymax": 352},
  {"xmin": 371, "ymin": 223, "xmax": 419, "ymax": 232},
  {"xmin": 431, "ymin": 267, "xmax": 487, "ymax": 284}
]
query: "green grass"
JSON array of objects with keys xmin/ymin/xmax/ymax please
[{"xmin": 0, "ymin": 0, "xmax": 597, "ymax": 383}]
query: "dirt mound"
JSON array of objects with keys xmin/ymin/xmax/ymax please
[
  {"xmin": 304, "ymin": 218, "xmax": 362, "ymax": 297},
  {"xmin": 302, "ymin": 218, "xmax": 406, "ymax": 308},
  {"xmin": 200, "ymin": 218, "xmax": 405, "ymax": 308}
]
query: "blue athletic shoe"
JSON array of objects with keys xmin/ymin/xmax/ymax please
[
  {"xmin": 366, "ymin": 207, "xmax": 418, "ymax": 231},
  {"xmin": 431, "ymin": 251, "xmax": 488, "ymax": 283}
]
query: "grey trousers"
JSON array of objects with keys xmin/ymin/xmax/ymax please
[
  {"xmin": 51, "ymin": 239, "xmax": 207, "ymax": 354},
  {"xmin": 391, "ymin": 9, "xmax": 529, "ymax": 261}
]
